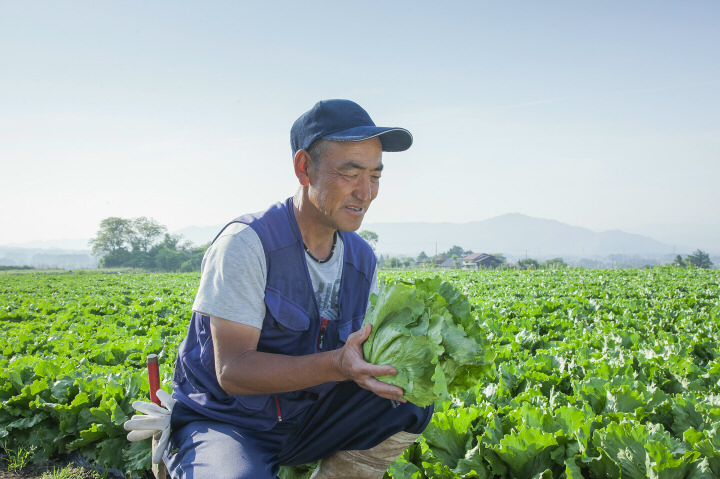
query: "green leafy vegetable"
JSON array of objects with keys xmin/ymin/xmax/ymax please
[{"xmin": 363, "ymin": 277, "xmax": 493, "ymax": 407}]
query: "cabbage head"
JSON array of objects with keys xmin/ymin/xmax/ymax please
[{"xmin": 362, "ymin": 277, "xmax": 493, "ymax": 407}]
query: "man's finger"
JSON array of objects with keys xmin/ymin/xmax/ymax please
[
  {"xmin": 347, "ymin": 323, "xmax": 371, "ymax": 345},
  {"xmin": 363, "ymin": 363, "xmax": 397, "ymax": 377},
  {"xmin": 360, "ymin": 376, "xmax": 405, "ymax": 399},
  {"xmin": 361, "ymin": 322, "xmax": 371, "ymax": 337}
]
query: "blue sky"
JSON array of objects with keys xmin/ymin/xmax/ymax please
[{"xmin": 2, "ymin": 1, "xmax": 718, "ymax": 246}]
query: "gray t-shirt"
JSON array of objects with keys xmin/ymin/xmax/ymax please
[{"xmin": 192, "ymin": 223, "xmax": 378, "ymax": 329}]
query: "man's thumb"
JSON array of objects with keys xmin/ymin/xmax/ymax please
[
  {"xmin": 362, "ymin": 323, "xmax": 372, "ymax": 338},
  {"xmin": 353, "ymin": 323, "xmax": 371, "ymax": 343}
]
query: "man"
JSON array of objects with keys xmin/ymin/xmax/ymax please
[{"xmin": 126, "ymin": 100, "xmax": 433, "ymax": 478}]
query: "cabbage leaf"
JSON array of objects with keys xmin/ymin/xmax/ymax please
[{"xmin": 362, "ymin": 277, "xmax": 493, "ymax": 407}]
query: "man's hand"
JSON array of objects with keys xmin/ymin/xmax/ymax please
[
  {"xmin": 333, "ymin": 323, "xmax": 406, "ymax": 402},
  {"xmin": 123, "ymin": 389, "xmax": 176, "ymax": 464},
  {"xmin": 210, "ymin": 316, "xmax": 405, "ymax": 399}
]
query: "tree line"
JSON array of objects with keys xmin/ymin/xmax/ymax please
[
  {"xmin": 672, "ymin": 250, "xmax": 714, "ymax": 269},
  {"xmin": 375, "ymin": 243, "xmax": 516, "ymax": 270},
  {"xmin": 359, "ymin": 232, "xmax": 715, "ymax": 270},
  {"xmin": 89, "ymin": 217, "xmax": 208, "ymax": 271}
]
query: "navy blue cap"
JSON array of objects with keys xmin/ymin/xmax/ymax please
[{"xmin": 291, "ymin": 99, "xmax": 413, "ymax": 157}]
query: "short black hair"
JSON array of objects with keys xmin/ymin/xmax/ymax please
[{"xmin": 306, "ymin": 138, "xmax": 331, "ymax": 168}]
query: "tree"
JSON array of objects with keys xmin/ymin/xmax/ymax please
[
  {"xmin": 98, "ymin": 249, "xmax": 132, "ymax": 268},
  {"xmin": 443, "ymin": 245, "xmax": 467, "ymax": 259},
  {"xmin": 490, "ymin": 253, "xmax": 506, "ymax": 264},
  {"xmin": 130, "ymin": 217, "xmax": 167, "ymax": 253},
  {"xmin": 154, "ymin": 233, "xmax": 184, "ymax": 251},
  {"xmin": 154, "ymin": 248, "xmax": 186, "ymax": 271},
  {"xmin": 358, "ymin": 230, "xmax": 378, "ymax": 252},
  {"xmin": 672, "ymin": 255, "xmax": 685, "ymax": 267},
  {"xmin": 89, "ymin": 217, "xmax": 133, "ymax": 256},
  {"xmin": 518, "ymin": 258, "xmax": 539, "ymax": 270},
  {"xmin": 89, "ymin": 216, "xmax": 208, "ymax": 271},
  {"xmin": 417, "ymin": 251, "xmax": 428, "ymax": 263},
  {"xmin": 685, "ymin": 249, "xmax": 713, "ymax": 269},
  {"xmin": 541, "ymin": 257, "xmax": 567, "ymax": 269},
  {"xmin": 385, "ymin": 257, "xmax": 401, "ymax": 268}
]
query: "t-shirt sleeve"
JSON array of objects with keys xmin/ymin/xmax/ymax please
[{"xmin": 192, "ymin": 223, "xmax": 267, "ymax": 329}]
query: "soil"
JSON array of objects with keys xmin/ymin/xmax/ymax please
[
  {"xmin": 0, "ymin": 457, "xmax": 60, "ymax": 479},
  {"xmin": 0, "ymin": 453, "xmax": 95, "ymax": 479},
  {"xmin": 0, "ymin": 450, "xmax": 153, "ymax": 479}
]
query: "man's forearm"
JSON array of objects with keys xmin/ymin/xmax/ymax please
[
  {"xmin": 210, "ymin": 317, "xmax": 404, "ymax": 401},
  {"xmin": 216, "ymin": 349, "xmax": 344, "ymax": 396}
]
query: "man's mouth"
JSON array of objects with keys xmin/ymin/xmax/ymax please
[{"xmin": 347, "ymin": 206, "xmax": 363, "ymax": 212}]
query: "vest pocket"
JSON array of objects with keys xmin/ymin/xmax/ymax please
[
  {"xmin": 263, "ymin": 287, "xmax": 311, "ymax": 355},
  {"xmin": 337, "ymin": 315, "xmax": 365, "ymax": 346},
  {"xmin": 233, "ymin": 393, "xmax": 271, "ymax": 412}
]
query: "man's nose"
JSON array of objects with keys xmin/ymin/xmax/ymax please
[{"xmin": 354, "ymin": 177, "xmax": 372, "ymax": 202}]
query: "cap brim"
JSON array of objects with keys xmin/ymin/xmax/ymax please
[{"xmin": 322, "ymin": 126, "xmax": 413, "ymax": 152}]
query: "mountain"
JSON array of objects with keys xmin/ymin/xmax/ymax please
[
  {"xmin": 175, "ymin": 214, "xmax": 705, "ymax": 261},
  {"xmin": 4, "ymin": 238, "xmax": 92, "ymax": 250},
  {"xmin": 0, "ymin": 246, "xmax": 97, "ymax": 269},
  {"xmin": 625, "ymin": 222, "xmax": 720, "ymax": 253},
  {"xmin": 363, "ymin": 213, "xmax": 679, "ymax": 259},
  {"xmin": 3, "ymin": 214, "xmax": 715, "ymax": 270}
]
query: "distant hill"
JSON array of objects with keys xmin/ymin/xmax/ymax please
[
  {"xmin": 0, "ymin": 246, "xmax": 97, "ymax": 269},
  {"xmin": 3, "ymin": 213, "xmax": 716, "ymax": 269},
  {"xmin": 176, "ymin": 213, "xmax": 680, "ymax": 259},
  {"xmin": 4, "ymin": 238, "xmax": 91, "ymax": 250},
  {"xmin": 363, "ymin": 213, "xmax": 678, "ymax": 259},
  {"xmin": 626, "ymin": 222, "xmax": 720, "ymax": 253}
]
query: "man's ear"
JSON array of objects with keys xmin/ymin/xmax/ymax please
[{"xmin": 294, "ymin": 150, "xmax": 312, "ymax": 186}]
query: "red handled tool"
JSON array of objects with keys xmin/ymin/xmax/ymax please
[{"xmin": 147, "ymin": 354, "xmax": 161, "ymax": 406}]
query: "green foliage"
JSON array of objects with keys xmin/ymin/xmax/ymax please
[
  {"xmin": 673, "ymin": 254, "xmax": 686, "ymax": 267},
  {"xmin": 518, "ymin": 258, "xmax": 539, "ymax": 270},
  {"xmin": 2, "ymin": 440, "xmax": 37, "ymax": 471},
  {"xmin": 358, "ymin": 230, "xmax": 379, "ymax": 252},
  {"xmin": 686, "ymin": 249, "xmax": 714, "ymax": 269},
  {"xmin": 90, "ymin": 217, "xmax": 207, "ymax": 271},
  {"xmin": 540, "ymin": 257, "xmax": 567, "ymax": 269},
  {"xmin": 442, "ymin": 246, "xmax": 468, "ymax": 259},
  {"xmin": 0, "ymin": 273, "xmax": 198, "ymax": 477},
  {"xmin": 0, "ymin": 265, "xmax": 34, "ymax": 271},
  {"xmin": 381, "ymin": 267, "xmax": 720, "ymax": 477},
  {"xmin": 130, "ymin": 217, "xmax": 167, "ymax": 253},
  {"xmin": 2, "ymin": 268, "xmax": 720, "ymax": 477},
  {"xmin": 384, "ymin": 257, "xmax": 402, "ymax": 268},
  {"xmin": 489, "ymin": 253, "xmax": 506, "ymax": 264},
  {"xmin": 40, "ymin": 465, "xmax": 107, "ymax": 479},
  {"xmin": 363, "ymin": 278, "xmax": 493, "ymax": 407},
  {"xmin": 88, "ymin": 217, "xmax": 134, "ymax": 256}
]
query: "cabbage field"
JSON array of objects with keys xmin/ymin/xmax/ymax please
[{"xmin": 1, "ymin": 268, "xmax": 719, "ymax": 478}]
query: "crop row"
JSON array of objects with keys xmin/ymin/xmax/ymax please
[{"xmin": 1, "ymin": 268, "xmax": 719, "ymax": 478}]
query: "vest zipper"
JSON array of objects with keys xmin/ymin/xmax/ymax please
[
  {"xmin": 317, "ymin": 316, "xmax": 330, "ymax": 352},
  {"xmin": 274, "ymin": 395, "xmax": 283, "ymax": 422}
]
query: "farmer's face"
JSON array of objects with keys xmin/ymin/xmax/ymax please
[{"xmin": 307, "ymin": 138, "xmax": 383, "ymax": 232}]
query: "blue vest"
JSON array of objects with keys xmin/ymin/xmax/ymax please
[{"xmin": 172, "ymin": 198, "xmax": 376, "ymax": 431}]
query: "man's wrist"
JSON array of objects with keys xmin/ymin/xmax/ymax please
[{"xmin": 326, "ymin": 348, "xmax": 346, "ymax": 382}]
